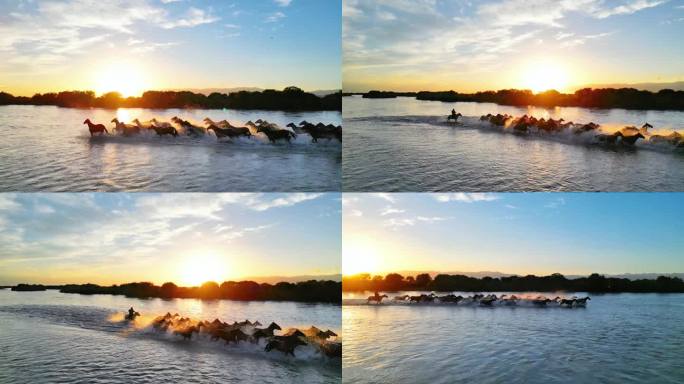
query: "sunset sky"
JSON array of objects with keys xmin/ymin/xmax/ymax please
[
  {"xmin": 343, "ymin": 0, "xmax": 684, "ymax": 92},
  {"xmin": 0, "ymin": 0, "xmax": 341, "ymax": 96},
  {"xmin": 0, "ymin": 193, "xmax": 341, "ymax": 286},
  {"xmin": 343, "ymin": 193, "xmax": 683, "ymax": 276}
]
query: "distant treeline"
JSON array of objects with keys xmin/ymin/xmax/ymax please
[
  {"xmin": 356, "ymin": 88, "xmax": 684, "ymax": 110},
  {"xmin": 0, "ymin": 86, "xmax": 341, "ymax": 111},
  {"xmin": 362, "ymin": 90, "xmax": 418, "ymax": 99},
  {"xmin": 343, "ymin": 273, "xmax": 684, "ymax": 293},
  {"xmin": 11, "ymin": 284, "xmax": 50, "ymax": 291},
  {"xmin": 10, "ymin": 280, "xmax": 341, "ymax": 303}
]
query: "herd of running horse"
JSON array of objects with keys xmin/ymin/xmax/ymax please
[
  {"xmin": 367, "ymin": 292, "xmax": 592, "ymax": 308},
  {"xmin": 83, "ymin": 117, "xmax": 342, "ymax": 143},
  {"xmin": 447, "ymin": 110, "xmax": 682, "ymax": 148},
  {"xmin": 123, "ymin": 309, "xmax": 340, "ymax": 358}
]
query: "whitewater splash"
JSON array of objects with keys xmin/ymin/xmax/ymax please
[
  {"xmin": 344, "ymin": 293, "xmax": 591, "ymax": 309},
  {"xmin": 0, "ymin": 305, "xmax": 340, "ymax": 365},
  {"xmin": 87, "ymin": 117, "xmax": 342, "ymax": 148},
  {"xmin": 348, "ymin": 115, "xmax": 683, "ymax": 153}
]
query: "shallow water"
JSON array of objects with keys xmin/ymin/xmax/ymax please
[
  {"xmin": 342, "ymin": 291, "xmax": 684, "ymax": 384},
  {"xmin": 0, "ymin": 106, "xmax": 341, "ymax": 192},
  {"xmin": 0, "ymin": 289, "xmax": 341, "ymax": 383},
  {"xmin": 342, "ymin": 96, "xmax": 684, "ymax": 191}
]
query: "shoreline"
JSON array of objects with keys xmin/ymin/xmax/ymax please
[
  {"xmin": 9, "ymin": 280, "xmax": 342, "ymax": 304},
  {"xmin": 0, "ymin": 88, "xmax": 342, "ymax": 112},
  {"xmin": 342, "ymin": 273, "xmax": 684, "ymax": 293},
  {"xmin": 345, "ymin": 88, "xmax": 684, "ymax": 111}
]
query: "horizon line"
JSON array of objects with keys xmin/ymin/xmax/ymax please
[
  {"xmin": 1, "ymin": 86, "xmax": 343, "ymax": 98},
  {"xmin": 343, "ymin": 86, "xmax": 683, "ymax": 95}
]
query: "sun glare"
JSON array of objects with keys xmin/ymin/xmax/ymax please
[
  {"xmin": 343, "ymin": 240, "xmax": 381, "ymax": 275},
  {"xmin": 521, "ymin": 62, "xmax": 569, "ymax": 93},
  {"xmin": 178, "ymin": 253, "xmax": 229, "ymax": 287},
  {"xmin": 94, "ymin": 62, "xmax": 146, "ymax": 97}
]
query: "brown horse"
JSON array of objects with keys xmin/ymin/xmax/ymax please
[
  {"xmin": 265, "ymin": 334, "xmax": 307, "ymax": 357},
  {"xmin": 367, "ymin": 293, "xmax": 388, "ymax": 304},
  {"xmin": 252, "ymin": 322, "xmax": 282, "ymax": 343},
  {"xmin": 152, "ymin": 125, "xmax": 178, "ymax": 137},
  {"xmin": 83, "ymin": 119, "xmax": 108, "ymax": 136},
  {"xmin": 111, "ymin": 118, "xmax": 140, "ymax": 136},
  {"xmin": 207, "ymin": 125, "xmax": 252, "ymax": 139},
  {"xmin": 218, "ymin": 328, "xmax": 249, "ymax": 344},
  {"xmin": 299, "ymin": 123, "xmax": 340, "ymax": 142},
  {"xmin": 256, "ymin": 126, "xmax": 296, "ymax": 143}
]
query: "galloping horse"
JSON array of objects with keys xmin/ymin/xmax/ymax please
[
  {"xmin": 447, "ymin": 112, "xmax": 462, "ymax": 123},
  {"xmin": 265, "ymin": 334, "xmax": 307, "ymax": 357},
  {"xmin": 152, "ymin": 125, "xmax": 178, "ymax": 137},
  {"xmin": 207, "ymin": 125, "xmax": 252, "ymax": 139},
  {"xmin": 367, "ymin": 292, "xmax": 388, "ymax": 304},
  {"xmin": 83, "ymin": 119, "xmax": 108, "ymax": 136},
  {"xmin": 256, "ymin": 126, "xmax": 296, "ymax": 143}
]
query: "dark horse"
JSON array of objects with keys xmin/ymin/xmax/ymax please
[
  {"xmin": 152, "ymin": 125, "xmax": 178, "ymax": 137},
  {"xmin": 207, "ymin": 125, "xmax": 252, "ymax": 139},
  {"xmin": 256, "ymin": 126, "xmax": 296, "ymax": 143},
  {"xmin": 265, "ymin": 334, "xmax": 307, "ymax": 357},
  {"xmin": 447, "ymin": 110, "xmax": 462, "ymax": 123},
  {"xmin": 84, "ymin": 119, "xmax": 108, "ymax": 137},
  {"xmin": 252, "ymin": 322, "xmax": 282, "ymax": 343}
]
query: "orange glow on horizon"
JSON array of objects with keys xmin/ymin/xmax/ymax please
[
  {"xmin": 520, "ymin": 60, "xmax": 571, "ymax": 94},
  {"xmin": 93, "ymin": 61, "xmax": 147, "ymax": 97},
  {"xmin": 177, "ymin": 253, "xmax": 230, "ymax": 287}
]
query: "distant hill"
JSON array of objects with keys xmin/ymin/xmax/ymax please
[
  {"xmin": 580, "ymin": 81, "xmax": 684, "ymax": 92},
  {"xmin": 379, "ymin": 270, "xmax": 684, "ymax": 281},
  {"xmin": 168, "ymin": 88, "xmax": 340, "ymax": 97},
  {"xmin": 240, "ymin": 274, "xmax": 342, "ymax": 284}
]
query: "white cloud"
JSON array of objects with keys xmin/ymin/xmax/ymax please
[
  {"xmin": 265, "ymin": 11, "xmax": 286, "ymax": 23},
  {"xmin": 348, "ymin": 209, "xmax": 364, "ymax": 217},
  {"xmin": 435, "ymin": 193, "xmax": 500, "ymax": 203},
  {"xmin": 248, "ymin": 193, "xmax": 322, "ymax": 211},
  {"xmin": 380, "ymin": 207, "xmax": 405, "ymax": 216},
  {"xmin": 373, "ymin": 193, "xmax": 396, "ymax": 203},
  {"xmin": 0, "ymin": 194, "xmax": 20, "ymax": 211},
  {"xmin": 544, "ymin": 197, "xmax": 566, "ymax": 209},
  {"xmin": 274, "ymin": 0, "xmax": 292, "ymax": 7},
  {"xmin": 162, "ymin": 7, "xmax": 220, "ymax": 28},
  {"xmin": 416, "ymin": 216, "xmax": 447, "ymax": 223},
  {"xmin": 0, "ymin": 0, "xmax": 218, "ymax": 73},
  {"xmin": 594, "ymin": 0, "xmax": 666, "ymax": 18}
]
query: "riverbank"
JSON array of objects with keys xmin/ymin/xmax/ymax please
[
  {"xmin": 11, "ymin": 280, "xmax": 341, "ymax": 303},
  {"xmin": 342, "ymin": 273, "xmax": 684, "ymax": 293},
  {"xmin": 351, "ymin": 87, "xmax": 684, "ymax": 110},
  {"xmin": 0, "ymin": 87, "xmax": 342, "ymax": 111}
]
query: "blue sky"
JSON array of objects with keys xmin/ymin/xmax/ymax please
[
  {"xmin": 0, "ymin": 0, "xmax": 341, "ymax": 95},
  {"xmin": 343, "ymin": 0, "xmax": 684, "ymax": 92},
  {"xmin": 343, "ymin": 193, "xmax": 684, "ymax": 276},
  {"xmin": 0, "ymin": 193, "xmax": 341, "ymax": 285}
]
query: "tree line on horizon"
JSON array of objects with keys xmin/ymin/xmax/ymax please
[
  {"xmin": 10, "ymin": 279, "xmax": 341, "ymax": 304},
  {"xmin": 355, "ymin": 88, "xmax": 684, "ymax": 110},
  {"xmin": 342, "ymin": 273, "xmax": 684, "ymax": 293},
  {"xmin": 0, "ymin": 86, "xmax": 342, "ymax": 111}
]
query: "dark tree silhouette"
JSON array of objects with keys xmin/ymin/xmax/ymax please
[
  {"xmin": 0, "ymin": 87, "xmax": 341, "ymax": 111},
  {"xmin": 354, "ymin": 88, "xmax": 684, "ymax": 110},
  {"xmin": 342, "ymin": 273, "xmax": 684, "ymax": 293}
]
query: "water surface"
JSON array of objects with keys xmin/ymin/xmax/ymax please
[
  {"xmin": 342, "ymin": 291, "xmax": 684, "ymax": 384},
  {"xmin": 0, "ymin": 289, "xmax": 341, "ymax": 383},
  {"xmin": 0, "ymin": 106, "xmax": 341, "ymax": 192},
  {"xmin": 343, "ymin": 96, "xmax": 684, "ymax": 191}
]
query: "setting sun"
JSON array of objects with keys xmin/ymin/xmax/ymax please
[
  {"xmin": 94, "ymin": 62, "xmax": 147, "ymax": 97},
  {"xmin": 520, "ymin": 61, "xmax": 570, "ymax": 93},
  {"xmin": 178, "ymin": 253, "xmax": 229, "ymax": 287},
  {"xmin": 342, "ymin": 239, "xmax": 381, "ymax": 275}
]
